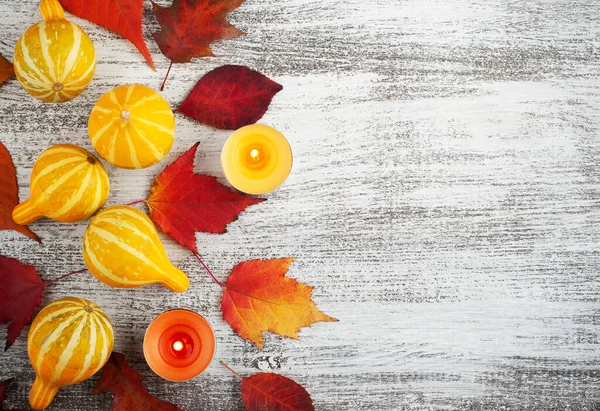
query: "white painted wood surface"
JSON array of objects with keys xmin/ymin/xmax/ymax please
[{"xmin": 1, "ymin": 0, "xmax": 600, "ymax": 409}]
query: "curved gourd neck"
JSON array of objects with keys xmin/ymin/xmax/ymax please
[
  {"xmin": 40, "ymin": 0, "xmax": 65, "ymax": 20},
  {"xmin": 12, "ymin": 198, "xmax": 43, "ymax": 225},
  {"xmin": 29, "ymin": 377, "xmax": 59, "ymax": 410},
  {"xmin": 161, "ymin": 264, "xmax": 190, "ymax": 293}
]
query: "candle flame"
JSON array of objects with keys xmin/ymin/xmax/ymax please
[
  {"xmin": 173, "ymin": 340, "xmax": 184, "ymax": 351},
  {"xmin": 250, "ymin": 148, "xmax": 260, "ymax": 161}
]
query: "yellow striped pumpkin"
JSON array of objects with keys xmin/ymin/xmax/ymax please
[
  {"xmin": 83, "ymin": 205, "xmax": 190, "ymax": 292},
  {"xmin": 13, "ymin": 0, "xmax": 95, "ymax": 103},
  {"xmin": 28, "ymin": 297, "xmax": 114, "ymax": 410},
  {"xmin": 88, "ymin": 84, "xmax": 175, "ymax": 169},
  {"xmin": 12, "ymin": 144, "xmax": 109, "ymax": 224}
]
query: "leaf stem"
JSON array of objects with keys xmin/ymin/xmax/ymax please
[
  {"xmin": 160, "ymin": 61, "xmax": 173, "ymax": 92},
  {"xmin": 126, "ymin": 200, "xmax": 146, "ymax": 206},
  {"xmin": 193, "ymin": 252, "xmax": 223, "ymax": 287},
  {"xmin": 45, "ymin": 268, "xmax": 88, "ymax": 286},
  {"xmin": 220, "ymin": 361, "xmax": 243, "ymax": 380}
]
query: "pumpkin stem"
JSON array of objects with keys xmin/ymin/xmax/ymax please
[{"xmin": 40, "ymin": 0, "xmax": 65, "ymax": 20}]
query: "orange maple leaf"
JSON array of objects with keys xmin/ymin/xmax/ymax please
[
  {"xmin": 221, "ymin": 258, "xmax": 337, "ymax": 349},
  {"xmin": 59, "ymin": 0, "xmax": 155, "ymax": 70},
  {"xmin": 0, "ymin": 55, "xmax": 14, "ymax": 86}
]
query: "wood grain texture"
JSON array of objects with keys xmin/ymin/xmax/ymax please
[{"xmin": 1, "ymin": 0, "xmax": 600, "ymax": 410}]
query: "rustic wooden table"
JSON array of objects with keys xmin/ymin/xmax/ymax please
[{"xmin": 2, "ymin": 0, "xmax": 600, "ymax": 410}]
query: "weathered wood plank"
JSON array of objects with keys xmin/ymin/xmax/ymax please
[{"xmin": 1, "ymin": 0, "xmax": 600, "ymax": 409}]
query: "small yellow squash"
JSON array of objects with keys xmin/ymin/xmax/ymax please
[
  {"xmin": 83, "ymin": 205, "xmax": 190, "ymax": 292},
  {"xmin": 28, "ymin": 297, "xmax": 114, "ymax": 410},
  {"xmin": 12, "ymin": 144, "xmax": 109, "ymax": 225},
  {"xmin": 13, "ymin": 0, "xmax": 96, "ymax": 103},
  {"xmin": 88, "ymin": 84, "xmax": 175, "ymax": 169}
]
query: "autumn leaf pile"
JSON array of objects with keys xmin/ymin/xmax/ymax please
[{"xmin": 0, "ymin": 1, "xmax": 337, "ymax": 410}]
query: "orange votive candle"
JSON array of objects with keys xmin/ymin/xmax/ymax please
[
  {"xmin": 143, "ymin": 309, "xmax": 215, "ymax": 381},
  {"xmin": 221, "ymin": 124, "xmax": 293, "ymax": 195}
]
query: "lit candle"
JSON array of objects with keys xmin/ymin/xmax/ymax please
[
  {"xmin": 221, "ymin": 124, "xmax": 293, "ymax": 195},
  {"xmin": 143, "ymin": 309, "xmax": 215, "ymax": 381}
]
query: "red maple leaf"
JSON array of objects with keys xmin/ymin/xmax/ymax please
[
  {"xmin": 0, "ymin": 141, "xmax": 40, "ymax": 242},
  {"xmin": 153, "ymin": 0, "xmax": 245, "ymax": 62},
  {"xmin": 0, "ymin": 55, "xmax": 14, "ymax": 86},
  {"xmin": 93, "ymin": 352, "xmax": 183, "ymax": 411},
  {"xmin": 242, "ymin": 373, "xmax": 315, "ymax": 411},
  {"xmin": 152, "ymin": 0, "xmax": 245, "ymax": 88},
  {"xmin": 59, "ymin": 0, "xmax": 155, "ymax": 70},
  {"xmin": 179, "ymin": 65, "xmax": 283, "ymax": 130},
  {"xmin": 222, "ymin": 363, "xmax": 315, "ymax": 411},
  {"xmin": 0, "ymin": 255, "xmax": 45, "ymax": 350},
  {"xmin": 147, "ymin": 143, "xmax": 265, "ymax": 254},
  {"xmin": 221, "ymin": 259, "xmax": 338, "ymax": 349}
]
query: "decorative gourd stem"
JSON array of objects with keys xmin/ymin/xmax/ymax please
[
  {"xmin": 12, "ymin": 199, "xmax": 43, "ymax": 225},
  {"xmin": 29, "ymin": 377, "xmax": 59, "ymax": 410}
]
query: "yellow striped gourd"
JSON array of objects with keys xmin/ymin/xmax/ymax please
[
  {"xmin": 12, "ymin": 144, "xmax": 110, "ymax": 225},
  {"xmin": 83, "ymin": 205, "xmax": 190, "ymax": 292},
  {"xmin": 28, "ymin": 297, "xmax": 114, "ymax": 410},
  {"xmin": 88, "ymin": 84, "xmax": 175, "ymax": 169},
  {"xmin": 13, "ymin": 0, "xmax": 95, "ymax": 103}
]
